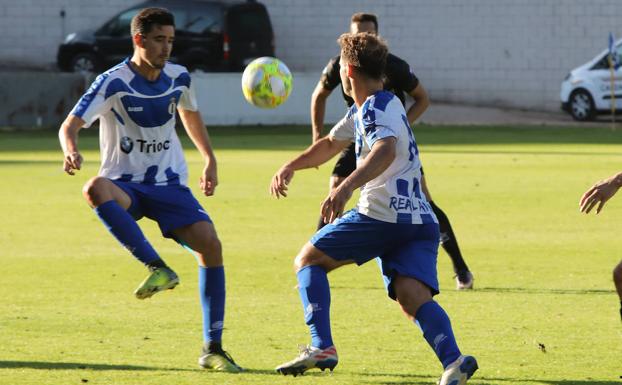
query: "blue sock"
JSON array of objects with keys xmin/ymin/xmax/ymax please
[
  {"xmin": 94, "ymin": 200, "xmax": 161, "ymax": 266},
  {"xmin": 199, "ymin": 266, "xmax": 225, "ymax": 343},
  {"xmin": 297, "ymin": 265, "xmax": 333, "ymax": 349},
  {"xmin": 415, "ymin": 301, "xmax": 462, "ymax": 368}
]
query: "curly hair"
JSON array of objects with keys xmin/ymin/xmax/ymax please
[{"xmin": 337, "ymin": 32, "xmax": 388, "ymax": 80}]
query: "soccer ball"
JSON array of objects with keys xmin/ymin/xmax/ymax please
[{"xmin": 241, "ymin": 57, "xmax": 292, "ymax": 109}]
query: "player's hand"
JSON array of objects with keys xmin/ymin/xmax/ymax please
[
  {"xmin": 579, "ymin": 176, "xmax": 621, "ymax": 214},
  {"xmin": 270, "ymin": 165, "xmax": 295, "ymax": 198},
  {"xmin": 63, "ymin": 151, "xmax": 83, "ymax": 175},
  {"xmin": 320, "ymin": 185, "xmax": 352, "ymax": 223},
  {"xmin": 200, "ymin": 161, "xmax": 218, "ymax": 196}
]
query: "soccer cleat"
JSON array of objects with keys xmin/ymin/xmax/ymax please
[
  {"xmin": 276, "ymin": 345, "xmax": 338, "ymax": 376},
  {"xmin": 438, "ymin": 355, "xmax": 478, "ymax": 385},
  {"xmin": 456, "ymin": 271, "xmax": 474, "ymax": 290},
  {"xmin": 199, "ymin": 349, "xmax": 243, "ymax": 373},
  {"xmin": 134, "ymin": 267, "xmax": 179, "ymax": 299}
]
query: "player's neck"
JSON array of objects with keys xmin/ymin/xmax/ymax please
[
  {"xmin": 129, "ymin": 54, "xmax": 161, "ymax": 82},
  {"xmin": 351, "ymin": 78, "xmax": 384, "ymax": 108}
]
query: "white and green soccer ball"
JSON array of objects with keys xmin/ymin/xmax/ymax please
[{"xmin": 241, "ymin": 57, "xmax": 292, "ymax": 109}]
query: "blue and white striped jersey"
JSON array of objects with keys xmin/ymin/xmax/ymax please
[
  {"xmin": 329, "ymin": 90, "xmax": 437, "ymax": 225},
  {"xmin": 70, "ymin": 59, "xmax": 198, "ymax": 186}
]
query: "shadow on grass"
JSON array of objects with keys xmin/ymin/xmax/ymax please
[
  {"xmin": 476, "ymin": 287, "xmax": 615, "ymax": 295},
  {"xmin": 0, "ymin": 360, "xmax": 193, "ymax": 371},
  {"xmin": 0, "ymin": 361, "xmax": 281, "ymax": 375},
  {"xmin": 360, "ymin": 372, "xmax": 622, "ymax": 385}
]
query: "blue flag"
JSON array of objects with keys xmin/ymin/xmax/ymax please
[{"xmin": 609, "ymin": 32, "xmax": 620, "ymax": 69}]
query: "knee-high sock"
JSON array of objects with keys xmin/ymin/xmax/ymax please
[
  {"xmin": 415, "ymin": 301, "xmax": 462, "ymax": 368},
  {"xmin": 297, "ymin": 265, "xmax": 333, "ymax": 349},
  {"xmin": 95, "ymin": 200, "xmax": 161, "ymax": 266},
  {"xmin": 199, "ymin": 266, "xmax": 226, "ymax": 343},
  {"xmin": 429, "ymin": 201, "xmax": 469, "ymax": 274}
]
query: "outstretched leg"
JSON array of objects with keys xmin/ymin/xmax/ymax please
[
  {"xmin": 276, "ymin": 242, "xmax": 351, "ymax": 376},
  {"xmin": 393, "ymin": 275, "xmax": 478, "ymax": 385},
  {"xmin": 172, "ymin": 221, "xmax": 241, "ymax": 373}
]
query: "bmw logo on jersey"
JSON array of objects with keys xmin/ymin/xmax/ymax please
[{"xmin": 120, "ymin": 136, "xmax": 134, "ymax": 154}]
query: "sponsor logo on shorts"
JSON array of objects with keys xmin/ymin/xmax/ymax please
[{"xmin": 127, "ymin": 106, "xmax": 143, "ymax": 112}]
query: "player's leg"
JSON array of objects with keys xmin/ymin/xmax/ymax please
[
  {"xmin": 167, "ymin": 212, "xmax": 240, "ymax": 372},
  {"xmin": 393, "ymin": 276, "xmax": 477, "ymax": 385},
  {"xmin": 317, "ymin": 143, "xmax": 356, "ymax": 230},
  {"xmin": 421, "ymin": 174, "xmax": 474, "ymax": 290},
  {"xmin": 276, "ymin": 242, "xmax": 351, "ymax": 376},
  {"xmin": 82, "ymin": 176, "xmax": 169, "ymax": 273},
  {"xmin": 613, "ymin": 260, "xmax": 622, "ymax": 321},
  {"xmin": 381, "ymin": 222, "xmax": 477, "ymax": 384}
]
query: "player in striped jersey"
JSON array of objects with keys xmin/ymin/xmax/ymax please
[
  {"xmin": 271, "ymin": 32, "xmax": 477, "ymax": 385},
  {"xmin": 58, "ymin": 7, "xmax": 241, "ymax": 372}
]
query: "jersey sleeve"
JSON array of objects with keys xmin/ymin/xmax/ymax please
[
  {"xmin": 178, "ymin": 73, "xmax": 198, "ymax": 111},
  {"xmin": 328, "ymin": 109, "xmax": 355, "ymax": 142},
  {"xmin": 319, "ymin": 56, "xmax": 341, "ymax": 91},
  {"xmin": 361, "ymin": 101, "xmax": 398, "ymax": 148},
  {"xmin": 392, "ymin": 58, "xmax": 420, "ymax": 93},
  {"xmin": 70, "ymin": 73, "xmax": 113, "ymax": 128}
]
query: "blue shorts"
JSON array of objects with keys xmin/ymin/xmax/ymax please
[
  {"xmin": 311, "ymin": 210, "xmax": 440, "ymax": 299},
  {"xmin": 111, "ymin": 180, "xmax": 212, "ymax": 238}
]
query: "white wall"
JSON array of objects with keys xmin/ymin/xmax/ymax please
[
  {"xmin": 2, "ymin": 0, "xmax": 622, "ymax": 111},
  {"xmin": 194, "ymin": 71, "xmax": 346, "ymax": 125}
]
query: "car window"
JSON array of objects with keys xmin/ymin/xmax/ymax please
[
  {"xmin": 181, "ymin": 5, "xmax": 222, "ymax": 34},
  {"xmin": 227, "ymin": 6, "xmax": 271, "ymax": 39},
  {"xmin": 98, "ymin": 8, "xmax": 138, "ymax": 37},
  {"xmin": 592, "ymin": 45, "xmax": 622, "ymax": 70}
]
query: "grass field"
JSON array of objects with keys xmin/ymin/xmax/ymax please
[{"xmin": 1, "ymin": 124, "xmax": 621, "ymax": 385}]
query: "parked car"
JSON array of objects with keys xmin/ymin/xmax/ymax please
[
  {"xmin": 57, "ymin": 0, "xmax": 274, "ymax": 72},
  {"xmin": 561, "ymin": 39, "xmax": 622, "ymax": 121}
]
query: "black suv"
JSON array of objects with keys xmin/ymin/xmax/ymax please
[{"xmin": 57, "ymin": 0, "xmax": 274, "ymax": 72}]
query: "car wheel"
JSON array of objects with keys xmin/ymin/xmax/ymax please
[
  {"xmin": 70, "ymin": 52, "xmax": 98, "ymax": 73},
  {"xmin": 569, "ymin": 89, "xmax": 595, "ymax": 121}
]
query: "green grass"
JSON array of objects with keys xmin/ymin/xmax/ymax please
[{"xmin": 1, "ymin": 125, "xmax": 622, "ymax": 385}]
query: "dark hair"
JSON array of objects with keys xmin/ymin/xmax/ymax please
[
  {"xmin": 350, "ymin": 12, "xmax": 378, "ymax": 32},
  {"xmin": 338, "ymin": 32, "xmax": 387, "ymax": 80},
  {"xmin": 130, "ymin": 7, "xmax": 175, "ymax": 36}
]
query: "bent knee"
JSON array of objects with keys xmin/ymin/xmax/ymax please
[
  {"xmin": 82, "ymin": 177, "xmax": 112, "ymax": 207},
  {"xmin": 294, "ymin": 243, "xmax": 324, "ymax": 270},
  {"xmin": 614, "ymin": 263, "xmax": 622, "ymax": 282}
]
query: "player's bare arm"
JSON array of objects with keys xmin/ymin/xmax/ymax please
[
  {"xmin": 270, "ymin": 136, "xmax": 351, "ymax": 198},
  {"xmin": 579, "ymin": 171, "xmax": 622, "ymax": 214},
  {"xmin": 406, "ymin": 83, "xmax": 430, "ymax": 125},
  {"xmin": 59, "ymin": 114, "xmax": 86, "ymax": 175},
  {"xmin": 178, "ymin": 108, "xmax": 218, "ymax": 196},
  {"xmin": 311, "ymin": 81, "xmax": 332, "ymax": 142},
  {"xmin": 321, "ymin": 137, "xmax": 396, "ymax": 223}
]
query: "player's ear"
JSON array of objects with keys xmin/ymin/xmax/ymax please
[
  {"xmin": 346, "ymin": 63, "xmax": 355, "ymax": 78},
  {"xmin": 133, "ymin": 33, "xmax": 143, "ymax": 48}
]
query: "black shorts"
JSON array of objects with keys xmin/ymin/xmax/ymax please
[{"xmin": 332, "ymin": 142, "xmax": 356, "ymax": 177}]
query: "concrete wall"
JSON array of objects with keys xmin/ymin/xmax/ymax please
[
  {"xmin": 0, "ymin": 71, "xmax": 345, "ymax": 127},
  {"xmin": 1, "ymin": 1, "xmax": 622, "ymax": 111},
  {"xmin": 0, "ymin": 72, "xmax": 87, "ymax": 127}
]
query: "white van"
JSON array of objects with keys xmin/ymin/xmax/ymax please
[{"xmin": 560, "ymin": 39, "xmax": 622, "ymax": 121}]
